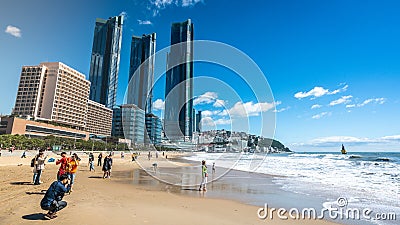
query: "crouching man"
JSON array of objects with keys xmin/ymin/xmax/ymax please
[{"xmin": 40, "ymin": 174, "xmax": 71, "ymax": 219}]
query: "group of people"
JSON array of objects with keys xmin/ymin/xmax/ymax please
[
  {"xmin": 55, "ymin": 152, "xmax": 80, "ymax": 192},
  {"xmin": 39, "ymin": 151, "xmax": 114, "ymax": 219}
]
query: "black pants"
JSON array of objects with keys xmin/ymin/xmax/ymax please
[
  {"xmin": 97, "ymin": 158, "xmax": 102, "ymax": 166},
  {"xmin": 41, "ymin": 201, "xmax": 67, "ymax": 214},
  {"xmin": 34, "ymin": 169, "xmax": 42, "ymax": 185}
]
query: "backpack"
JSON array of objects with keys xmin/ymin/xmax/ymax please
[{"xmin": 30, "ymin": 157, "xmax": 35, "ymax": 167}]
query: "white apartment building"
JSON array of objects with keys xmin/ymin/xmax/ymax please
[
  {"xmin": 13, "ymin": 62, "xmax": 90, "ymax": 130},
  {"xmin": 86, "ymin": 100, "xmax": 113, "ymax": 136}
]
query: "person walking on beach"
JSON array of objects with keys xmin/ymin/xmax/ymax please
[
  {"xmin": 199, "ymin": 160, "xmax": 208, "ymax": 191},
  {"xmin": 56, "ymin": 152, "xmax": 68, "ymax": 180},
  {"xmin": 88, "ymin": 153, "xmax": 95, "ymax": 172},
  {"xmin": 65, "ymin": 154, "xmax": 79, "ymax": 192},
  {"xmin": 40, "ymin": 174, "xmax": 71, "ymax": 219},
  {"xmin": 21, "ymin": 151, "xmax": 26, "ymax": 158},
  {"xmin": 212, "ymin": 162, "xmax": 216, "ymax": 174},
  {"xmin": 97, "ymin": 153, "xmax": 103, "ymax": 166},
  {"xmin": 102, "ymin": 154, "xmax": 113, "ymax": 178},
  {"xmin": 34, "ymin": 152, "xmax": 46, "ymax": 185}
]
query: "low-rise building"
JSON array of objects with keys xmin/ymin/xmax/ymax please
[
  {"xmin": 85, "ymin": 100, "xmax": 113, "ymax": 136},
  {"xmin": 0, "ymin": 116, "xmax": 89, "ymax": 140}
]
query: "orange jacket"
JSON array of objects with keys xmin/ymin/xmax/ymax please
[{"xmin": 66, "ymin": 158, "xmax": 79, "ymax": 173}]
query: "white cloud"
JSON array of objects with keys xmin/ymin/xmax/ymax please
[
  {"xmin": 193, "ymin": 92, "xmax": 218, "ymax": 106},
  {"xmin": 181, "ymin": 0, "xmax": 202, "ymax": 7},
  {"xmin": 294, "ymin": 84, "xmax": 348, "ymax": 99},
  {"xmin": 381, "ymin": 135, "xmax": 400, "ymax": 141},
  {"xmin": 138, "ymin": 19, "xmax": 153, "ymax": 25},
  {"xmin": 213, "ymin": 99, "xmax": 226, "ymax": 107},
  {"xmin": 119, "ymin": 11, "xmax": 128, "ymax": 21},
  {"xmin": 357, "ymin": 98, "xmax": 386, "ymax": 107},
  {"xmin": 153, "ymin": 99, "xmax": 165, "ymax": 110},
  {"xmin": 345, "ymin": 98, "xmax": 385, "ymax": 109},
  {"xmin": 201, "ymin": 117, "xmax": 231, "ymax": 127},
  {"xmin": 295, "ymin": 87, "xmax": 329, "ymax": 99},
  {"xmin": 5, "ymin": 25, "xmax": 21, "ymax": 38},
  {"xmin": 201, "ymin": 110, "xmax": 218, "ymax": 117},
  {"xmin": 311, "ymin": 104, "xmax": 322, "ymax": 109},
  {"xmin": 228, "ymin": 101, "xmax": 280, "ymax": 117},
  {"xmin": 218, "ymin": 109, "xmax": 229, "ymax": 116},
  {"xmin": 293, "ymin": 134, "xmax": 400, "ymax": 147},
  {"xmin": 273, "ymin": 106, "xmax": 290, "ymax": 113},
  {"xmin": 329, "ymin": 84, "xmax": 348, "ymax": 95},
  {"xmin": 149, "ymin": 0, "xmax": 202, "ymax": 16},
  {"xmin": 329, "ymin": 95, "xmax": 352, "ymax": 106},
  {"xmin": 311, "ymin": 112, "xmax": 330, "ymax": 119}
]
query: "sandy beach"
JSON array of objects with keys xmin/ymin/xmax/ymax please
[{"xmin": 0, "ymin": 150, "xmax": 340, "ymax": 225}]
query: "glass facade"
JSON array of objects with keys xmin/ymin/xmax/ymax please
[
  {"xmin": 127, "ymin": 33, "xmax": 156, "ymax": 114},
  {"xmin": 196, "ymin": 110, "xmax": 202, "ymax": 132},
  {"xmin": 145, "ymin": 113, "xmax": 162, "ymax": 145},
  {"xmin": 111, "ymin": 107, "xmax": 123, "ymax": 137},
  {"xmin": 89, "ymin": 16, "xmax": 123, "ymax": 109},
  {"xmin": 164, "ymin": 19, "xmax": 194, "ymax": 141},
  {"xmin": 121, "ymin": 104, "xmax": 145, "ymax": 144}
]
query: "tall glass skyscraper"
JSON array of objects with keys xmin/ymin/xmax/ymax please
[
  {"xmin": 127, "ymin": 33, "xmax": 156, "ymax": 114},
  {"xmin": 164, "ymin": 19, "xmax": 194, "ymax": 141},
  {"xmin": 88, "ymin": 15, "xmax": 123, "ymax": 109}
]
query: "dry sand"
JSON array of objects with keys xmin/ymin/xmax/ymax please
[{"xmin": 0, "ymin": 150, "xmax": 340, "ymax": 225}]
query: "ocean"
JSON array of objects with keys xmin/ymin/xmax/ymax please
[{"xmin": 183, "ymin": 152, "xmax": 400, "ymax": 225}]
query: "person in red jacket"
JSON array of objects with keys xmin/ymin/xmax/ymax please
[{"xmin": 56, "ymin": 152, "xmax": 69, "ymax": 181}]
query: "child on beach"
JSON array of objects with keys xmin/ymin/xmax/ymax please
[{"xmin": 199, "ymin": 160, "xmax": 208, "ymax": 191}]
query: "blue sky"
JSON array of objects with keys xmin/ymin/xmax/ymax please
[{"xmin": 1, "ymin": 0, "xmax": 400, "ymax": 151}]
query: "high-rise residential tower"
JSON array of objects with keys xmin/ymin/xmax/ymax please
[
  {"xmin": 13, "ymin": 62, "xmax": 90, "ymax": 130},
  {"xmin": 164, "ymin": 19, "xmax": 194, "ymax": 141},
  {"xmin": 127, "ymin": 33, "xmax": 156, "ymax": 114},
  {"xmin": 196, "ymin": 110, "xmax": 202, "ymax": 132},
  {"xmin": 12, "ymin": 62, "xmax": 113, "ymax": 137},
  {"xmin": 88, "ymin": 15, "xmax": 123, "ymax": 109}
]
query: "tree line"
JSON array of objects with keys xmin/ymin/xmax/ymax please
[{"xmin": 0, "ymin": 134, "xmax": 129, "ymax": 152}]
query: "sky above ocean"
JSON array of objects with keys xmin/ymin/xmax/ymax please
[{"xmin": 1, "ymin": 0, "xmax": 400, "ymax": 151}]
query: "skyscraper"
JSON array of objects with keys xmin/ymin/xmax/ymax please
[
  {"xmin": 196, "ymin": 111, "xmax": 202, "ymax": 132},
  {"xmin": 164, "ymin": 19, "xmax": 194, "ymax": 141},
  {"xmin": 88, "ymin": 15, "xmax": 123, "ymax": 109},
  {"xmin": 127, "ymin": 33, "xmax": 156, "ymax": 114}
]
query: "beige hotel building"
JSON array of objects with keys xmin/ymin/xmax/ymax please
[{"xmin": 8, "ymin": 62, "xmax": 112, "ymax": 138}]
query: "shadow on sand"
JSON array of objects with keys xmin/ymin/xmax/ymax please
[
  {"xmin": 88, "ymin": 176, "xmax": 103, "ymax": 179},
  {"xmin": 25, "ymin": 191, "xmax": 45, "ymax": 195},
  {"xmin": 181, "ymin": 188, "xmax": 200, "ymax": 192},
  {"xmin": 22, "ymin": 213, "xmax": 48, "ymax": 220},
  {"xmin": 10, "ymin": 181, "xmax": 33, "ymax": 185}
]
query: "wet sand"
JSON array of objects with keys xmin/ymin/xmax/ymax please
[{"xmin": 0, "ymin": 150, "xmax": 340, "ymax": 225}]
